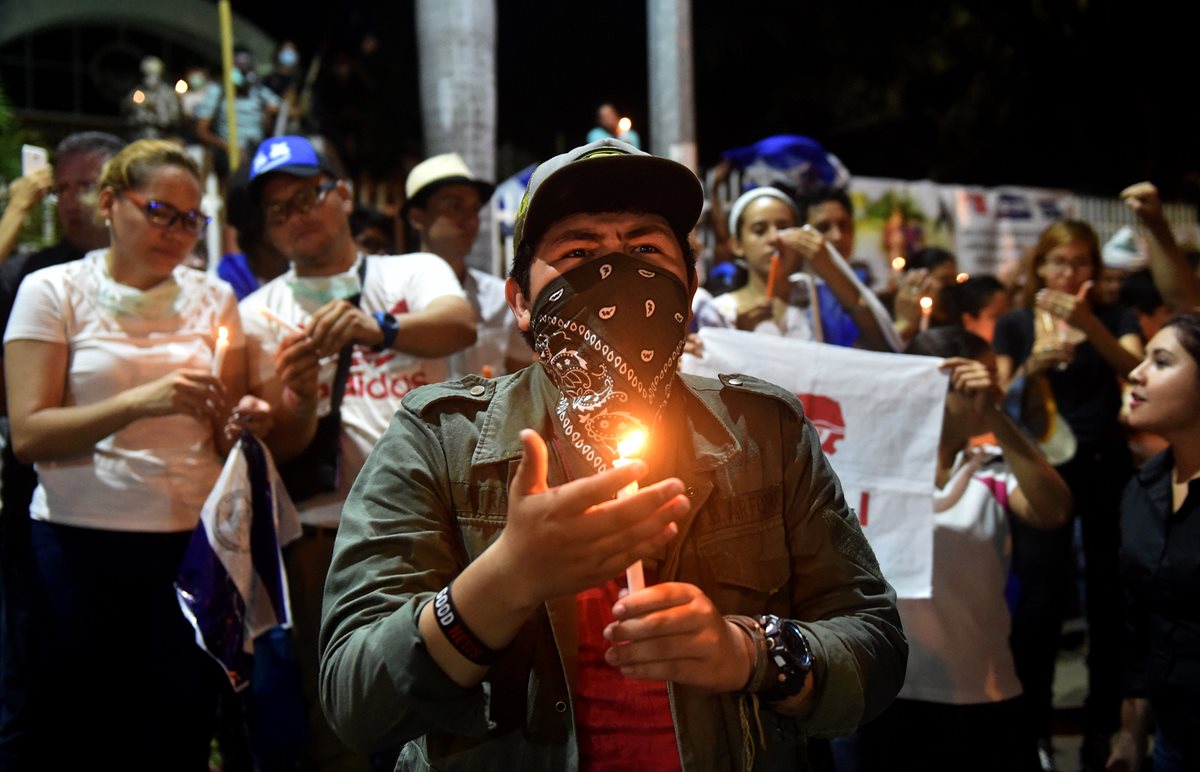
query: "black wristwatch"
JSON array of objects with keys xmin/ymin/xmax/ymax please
[
  {"xmin": 372, "ymin": 311, "xmax": 399, "ymax": 351},
  {"xmin": 757, "ymin": 614, "xmax": 814, "ymax": 700}
]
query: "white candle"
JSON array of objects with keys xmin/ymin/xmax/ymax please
[
  {"xmin": 919, "ymin": 295, "xmax": 933, "ymax": 332},
  {"xmin": 614, "ymin": 430, "xmax": 647, "ymax": 593},
  {"xmin": 259, "ymin": 307, "xmax": 304, "ymax": 336},
  {"xmin": 211, "ymin": 326, "xmax": 229, "ymax": 377}
]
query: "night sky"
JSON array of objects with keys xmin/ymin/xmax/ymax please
[{"xmin": 66, "ymin": 1, "xmax": 1200, "ymax": 200}]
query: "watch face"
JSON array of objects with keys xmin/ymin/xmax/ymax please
[{"xmin": 781, "ymin": 620, "xmax": 814, "ymax": 669}]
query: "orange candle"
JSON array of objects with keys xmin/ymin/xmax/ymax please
[{"xmin": 764, "ymin": 253, "xmax": 782, "ymax": 299}]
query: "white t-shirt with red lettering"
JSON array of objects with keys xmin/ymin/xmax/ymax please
[{"xmin": 240, "ymin": 253, "xmax": 465, "ymax": 526}]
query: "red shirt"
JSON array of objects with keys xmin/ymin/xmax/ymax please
[{"xmin": 574, "ymin": 577, "xmax": 682, "ymax": 772}]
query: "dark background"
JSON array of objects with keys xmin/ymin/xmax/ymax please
[{"xmin": 9, "ymin": 0, "xmax": 1200, "ymax": 200}]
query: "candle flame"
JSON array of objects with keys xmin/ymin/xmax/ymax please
[
  {"xmin": 919, "ymin": 296, "xmax": 933, "ymax": 311},
  {"xmin": 618, "ymin": 117, "xmax": 632, "ymax": 134},
  {"xmin": 217, "ymin": 326, "xmax": 229, "ymax": 342},
  {"xmin": 891, "ymin": 256, "xmax": 906, "ymax": 271},
  {"xmin": 617, "ymin": 430, "xmax": 646, "ymax": 459},
  {"xmin": 956, "ymin": 272, "xmax": 969, "ymax": 283},
  {"xmin": 175, "ymin": 79, "xmax": 188, "ymax": 94},
  {"xmin": 132, "ymin": 90, "xmax": 145, "ymax": 104}
]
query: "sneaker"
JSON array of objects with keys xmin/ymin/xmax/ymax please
[{"xmin": 1037, "ymin": 736, "xmax": 1057, "ymax": 772}]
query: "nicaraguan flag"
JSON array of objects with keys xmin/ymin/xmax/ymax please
[
  {"xmin": 175, "ymin": 433, "xmax": 302, "ymax": 690},
  {"xmin": 722, "ymin": 135, "xmax": 851, "ymax": 195}
]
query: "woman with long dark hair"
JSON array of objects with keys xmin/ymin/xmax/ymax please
[
  {"xmin": 993, "ymin": 219, "xmax": 1143, "ymax": 769},
  {"xmin": 1107, "ymin": 312, "xmax": 1200, "ymax": 771}
]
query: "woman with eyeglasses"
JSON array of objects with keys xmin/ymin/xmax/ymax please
[
  {"xmin": 3, "ymin": 139, "xmax": 245, "ymax": 769},
  {"xmin": 992, "ymin": 220, "xmax": 1144, "ymax": 770}
]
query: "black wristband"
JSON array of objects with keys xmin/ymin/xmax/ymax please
[{"xmin": 432, "ymin": 584, "xmax": 500, "ymax": 666}]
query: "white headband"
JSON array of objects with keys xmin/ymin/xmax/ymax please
[{"xmin": 728, "ymin": 186, "xmax": 798, "ymax": 237}]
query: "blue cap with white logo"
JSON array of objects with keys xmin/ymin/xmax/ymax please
[{"xmin": 248, "ymin": 135, "xmax": 336, "ymax": 183}]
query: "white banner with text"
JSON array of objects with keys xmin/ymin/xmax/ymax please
[{"xmin": 682, "ymin": 328, "xmax": 946, "ymax": 598}]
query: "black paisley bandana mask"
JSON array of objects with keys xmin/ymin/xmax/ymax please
[{"xmin": 530, "ymin": 255, "xmax": 690, "ymax": 472}]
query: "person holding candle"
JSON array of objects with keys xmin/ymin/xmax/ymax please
[
  {"xmin": 697, "ymin": 186, "xmax": 895, "ymax": 351},
  {"xmin": 2, "ymin": 138, "xmax": 246, "ymax": 768},
  {"xmin": 238, "ymin": 135, "xmax": 476, "ymax": 771},
  {"xmin": 319, "ymin": 138, "xmax": 907, "ymax": 771},
  {"xmin": 993, "ymin": 219, "xmax": 1144, "ymax": 770},
  {"xmin": 890, "ymin": 247, "xmax": 961, "ymax": 345},
  {"xmin": 586, "ymin": 102, "xmax": 642, "ymax": 149}
]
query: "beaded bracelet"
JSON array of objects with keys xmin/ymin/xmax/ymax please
[{"xmin": 725, "ymin": 614, "xmax": 770, "ymax": 694}]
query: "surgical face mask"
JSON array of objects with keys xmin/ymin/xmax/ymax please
[
  {"xmin": 231, "ymin": 68, "xmax": 245, "ymax": 88},
  {"xmin": 286, "ymin": 270, "xmax": 362, "ymax": 309},
  {"xmin": 95, "ymin": 261, "xmax": 182, "ymax": 319},
  {"xmin": 529, "ymin": 256, "xmax": 689, "ymax": 471},
  {"xmin": 278, "ymin": 48, "xmax": 299, "ymax": 68}
]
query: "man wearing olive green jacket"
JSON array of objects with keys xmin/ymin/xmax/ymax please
[{"xmin": 319, "ymin": 138, "xmax": 906, "ymax": 771}]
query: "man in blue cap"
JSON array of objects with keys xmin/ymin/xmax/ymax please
[
  {"xmin": 319, "ymin": 139, "xmax": 906, "ymax": 770},
  {"xmin": 239, "ymin": 135, "xmax": 476, "ymax": 770}
]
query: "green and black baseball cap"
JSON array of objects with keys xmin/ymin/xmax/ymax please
[{"xmin": 512, "ymin": 138, "xmax": 703, "ymax": 255}]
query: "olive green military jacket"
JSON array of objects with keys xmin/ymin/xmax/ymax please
[{"xmin": 319, "ymin": 365, "xmax": 906, "ymax": 771}]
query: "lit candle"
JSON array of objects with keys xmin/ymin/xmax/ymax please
[
  {"xmin": 956, "ymin": 272, "xmax": 969, "ymax": 284},
  {"xmin": 618, "ymin": 117, "xmax": 633, "ymax": 135},
  {"xmin": 891, "ymin": 256, "xmax": 906, "ymax": 290},
  {"xmin": 614, "ymin": 430, "xmax": 647, "ymax": 593},
  {"xmin": 919, "ymin": 296, "xmax": 933, "ymax": 332},
  {"xmin": 212, "ymin": 326, "xmax": 229, "ymax": 377},
  {"xmin": 481, "ymin": 364, "xmax": 495, "ymax": 379},
  {"xmin": 764, "ymin": 253, "xmax": 782, "ymax": 300}
]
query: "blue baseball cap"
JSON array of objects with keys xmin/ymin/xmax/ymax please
[{"xmin": 249, "ymin": 135, "xmax": 336, "ymax": 185}]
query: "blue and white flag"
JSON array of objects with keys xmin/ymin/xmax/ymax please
[
  {"xmin": 176, "ymin": 433, "xmax": 302, "ymax": 690},
  {"xmin": 722, "ymin": 135, "xmax": 851, "ymax": 195}
]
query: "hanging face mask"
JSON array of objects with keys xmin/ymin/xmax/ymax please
[
  {"xmin": 286, "ymin": 270, "xmax": 362, "ymax": 309},
  {"xmin": 95, "ymin": 266, "xmax": 183, "ymax": 319},
  {"xmin": 530, "ymin": 256, "xmax": 690, "ymax": 472},
  {"xmin": 230, "ymin": 68, "xmax": 245, "ymax": 88}
]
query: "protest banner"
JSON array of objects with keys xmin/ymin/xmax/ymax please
[{"xmin": 682, "ymin": 328, "xmax": 946, "ymax": 598}]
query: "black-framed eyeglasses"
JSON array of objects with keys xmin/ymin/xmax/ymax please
[
  {"xmin": 121, "ymin": 191, "xmax": 210, "ymax": 236},
  {"xmin": 263, "ymin": 181, "xmax": 338, "ymax": 227}
]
